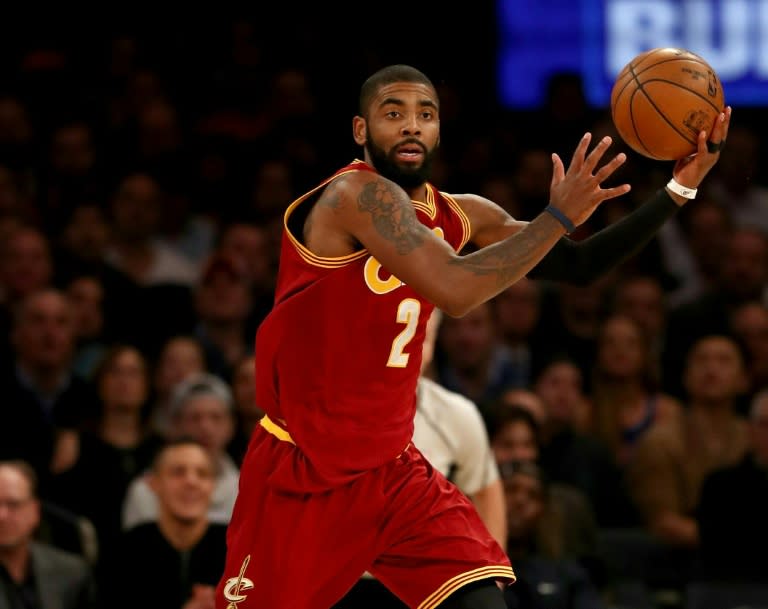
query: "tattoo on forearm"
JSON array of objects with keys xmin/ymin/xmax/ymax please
[
  {"xmin": 452, "ymin": 217, "xmax": 559, "ymax": 286},
  {"xmin": 358, "ymin": 181, "xmax": 425, "ymax": 254}
]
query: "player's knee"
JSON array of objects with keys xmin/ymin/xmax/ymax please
[{"xmin": 439, "ymin": 579, "xmax": 508, "ymax": 609}]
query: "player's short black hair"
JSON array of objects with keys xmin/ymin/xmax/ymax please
[{"xmin": 358, "ymin": 64, "xmax": 437, "ymax": 116}]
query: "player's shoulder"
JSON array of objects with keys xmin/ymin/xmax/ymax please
[{"xmin": 329, "ymin": 164, "xmax": 401, "ymax": 201}]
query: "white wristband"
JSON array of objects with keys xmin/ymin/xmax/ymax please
[{"xmin": 666, "ymin": 178, "xmax": 697, "ymax": 199}]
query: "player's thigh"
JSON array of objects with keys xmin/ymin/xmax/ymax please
[
  {"xmin": 216, "ymin": 436, "xmax": 387, "ymax": 608},
  {"xmin": 370, "ymin": 450, "xmax": 513, "ymax": 609}
]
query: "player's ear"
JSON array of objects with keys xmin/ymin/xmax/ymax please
[{"xmin": 353, "ymin": 116, "xmax": 367, "ymax": 145}]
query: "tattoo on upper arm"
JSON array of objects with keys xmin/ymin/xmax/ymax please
[
  {"xmin": 318, "ymin": 180, "xmax": 343, "ymax": 209},
  {"xmin": 358, "ymin": 181, "xmax": 426, "ymax": 254}
]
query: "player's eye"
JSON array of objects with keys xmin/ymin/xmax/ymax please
[{"xmin": 386, "ymin": 111, "xmax": 401, "ymax": 119}]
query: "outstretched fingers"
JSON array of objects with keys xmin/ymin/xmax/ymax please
[
  {"xmin": 569, "ymin": 132, "xmax": 593, "ymax": 171},
  {"xmin": 551, "ymin": 153, "xmax": 565, "ymax": 186},
  {"xmin": 583, "ymin": 135, "xmax": 615, "ymax": 174},
  {"xmin": 593, "ymin": 151, "xmax": 627, "ymax": 183},
  {"xmin": 600, "ymin": 182, "xmax": 632, "ymax": 201}
]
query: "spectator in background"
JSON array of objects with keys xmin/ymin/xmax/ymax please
[
  {"xmin": 122, "ymin": 372, "xmax": 238, "ymax": 530},
  {"xmin": 704, "ymin": 124, "xmax": 768, "ymax": 233},
  {"xmin": 64, "ymin": 274, "xmax": 108, "ymax": 379},
  {"xmin": 149, "ymin": 335, "xmax": 207, "ymax": 438},
  {"xmin": 48, "ymin": 344, "xmax": 162, "ymax": 554},
  {"xmin": 101, "ymin": 439, "xmax": 226, "ymax": 609},
  {"xmin": 611, "ymin": 273, "xmax": 669, "ymax": 372},
  {"xmin": 729, "ymin": 300, "xmax": 768, "ymax": 400},
  {"xmin": 0, "ymin": 226, "xmax": 53, "ymax": 307},
  {"xmin": 435, "ymin": 300, "xmax": 521, "ymax": 412},
  {"xmin": 0, "ymin": 95, "xmax": 35, "ymax": 176},
  {"xmin": 493, "ymin": 387, "xmax": 547, "ymax": 427},
  {"xmin": 227, "ymin": 353, "xmax": 261, "ymax": 466},
  {"xmin": 663, "ymin": 227, "xmax": 768, "ymax": 399},
  {"xmin": 657, "ymin": 196, "xmax": 733, "ymax": 309},
  {"xmin": 0, "ymin": 163, "xmax": 36, "ymax": 223},
  {"xmin": 0, "ymin": 225, "xmax": 54, "ymax": 355},
  {"xmin": 486, "ymin": 404, "xmax": 599, "ymax": 575},
  {"xmin": 538, "ymin": 275, "xmax": 615, "ymax": 387},
  {"xmin": 696, "ymin": 389, "xmax": 768, "ymax": 582},
  {"xmin": 191, "ymin": 252, "xmax": 254, "ymax": 382},
  {"xmin": 588, "ymin": 314, "xmax": 682, "ymax": 470},
  {"xmin": 0, "ymin": 289, "xmax": 98, "ymax": 491},
  {"xmin": 0, "ymin": 459, "xmax": 97, "ymax": 609},
  {"xmin": 38, "ymin": 120, "xmax": 103, "ymax": 233},
  {"xmin": 533, "ymin": 355, "xmax": 629, "ymax": 527},
  {"xmin": 628, "ymin": 335, "xmax": 750, "ymax": 549},
  {"xmin": 491, "ymin": 277, "xmax": 547, "ymax": 391},
  {"xmin": 500, "ymin": 460, "xmax": 606, "ymax": 609},
  {"xmin": 216, "ymin": 221, "xmax": 276, "ymax": 331},
  {"xmin": 104, "ymin": 171, "xmax": 198, "ymax": 288}
]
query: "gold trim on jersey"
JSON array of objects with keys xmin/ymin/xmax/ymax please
[
  {"xmin": 439, "ymin": 191, "xmax": 472, "ymax": 252},
  {"xmin": 283, "ymin": 167, "xmax": 369, "ymax": 269},
  {"xmin": 260, "ymin": 415, "xmax": 295, "ymax": 445},
  {"xmin": 412, "ymin": 184, "xmax": 437, "ymax": 219},
  {"xmin": 283, "ymin": 163, "xmax": 471, "ymax": 268},
  {"xmin": 417, "ymin": 566, "xmax": 517, "ymax": 609}
]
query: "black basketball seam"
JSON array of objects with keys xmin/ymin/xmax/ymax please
[
  {"xmin": 635, "ymin": 84, "xmax": 697, "ymax": 157},
  {"xmin": 639, "ymin": 78, "xmax": 722, "ymax": 112},
  {"xmin": 625, "ymin": 61, "xmax": 662, "ymax": 159},
  {"xmin": 628, "ymin": 87, "xmax": 662, "ymax": 159},
  {"xmin": 612, "ymin": 56, "xmax": 721, "ymax": 109}
]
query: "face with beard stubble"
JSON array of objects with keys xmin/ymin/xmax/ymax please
[
  {"xmin": 354, "ymin": 82, "xmax": 440, "ymax": 190},
  {"xmin": 364, "ymin": 134, "xmax": 438, "ymax": 189}
]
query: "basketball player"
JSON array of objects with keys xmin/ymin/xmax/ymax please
[{"xmin": 216, "ymin": 65, "xmax": 730, "ymax": 609}]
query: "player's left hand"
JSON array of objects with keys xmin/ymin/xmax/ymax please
[{"xmin": 672, "ymin": 105, "xmax": 732, "ymax": 188}]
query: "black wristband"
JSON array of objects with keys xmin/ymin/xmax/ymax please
[
  {"xmin": 544, "ymin": 204, "xmax": 575, "ymax": 233},
  {"xmin": 531, "ymin": 189, "xmax": 680, "ymax": 284}
]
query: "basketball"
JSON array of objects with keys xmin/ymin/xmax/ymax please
[{"xmin": 610, "ymin": 48, "xmax": 725, "ymax": 161}]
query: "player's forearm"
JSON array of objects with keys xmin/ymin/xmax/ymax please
[
  {"xmin": 471, "ymin": 479, "xmax": 508, "ymax": 551},
  {"xmin": 441, "ymin": 212, "xmax": 565, "ymax": 316},
  {"xmin": 529, "ymin": 188, "xmax": 679, "ymax": 284}
]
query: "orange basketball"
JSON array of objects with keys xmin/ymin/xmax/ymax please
[{"xmin": 610, "ymin": 48, "xmax": 725, "ymax": 161}]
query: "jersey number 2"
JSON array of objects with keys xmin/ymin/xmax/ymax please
[{"xmin": 387, "ymin": 299, "xmax": 421, "ymax": 368}]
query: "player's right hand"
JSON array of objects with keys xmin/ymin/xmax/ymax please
[
  {"xmin": 672, "ymin": 106, "xmax": 732, "ymax": 189},
  {"xmin": 549, "ymin": 133, "xmax": 631, "ymax": 228}
]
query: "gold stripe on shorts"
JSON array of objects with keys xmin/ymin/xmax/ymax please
[
  {"xmin": 260, "ymin": 415, "xmax": 295, "ymax": 445},
  {"xmin": 417, "ymin": 565, "xmax": 517, "ymax": 609}
]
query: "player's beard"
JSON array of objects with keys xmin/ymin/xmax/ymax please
[{"xmin": 365, "ymin": 138, "xmax": 437, "ymax": 190}]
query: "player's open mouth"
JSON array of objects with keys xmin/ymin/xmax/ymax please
[{"xmin": 395, "ymin": 145, "xmax": 424, "ymax": 161}]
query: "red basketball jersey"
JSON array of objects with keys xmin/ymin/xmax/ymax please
[{"xmin": 254, "ymin": 160, "xmax": 470, "ymax": 492}]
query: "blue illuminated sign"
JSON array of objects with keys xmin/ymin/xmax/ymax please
[{"xmin": 497, "ymin": 0, "xmax": 768, "ymax": 108}]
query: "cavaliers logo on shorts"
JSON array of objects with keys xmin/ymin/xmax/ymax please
[{"xmin": 223, "ymin": 555, "xmax": 254, "ymax": 609}]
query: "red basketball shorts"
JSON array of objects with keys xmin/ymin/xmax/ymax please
[{"xmin": 215, "ymin": 425, "xmax": 515, "ymax": 609}]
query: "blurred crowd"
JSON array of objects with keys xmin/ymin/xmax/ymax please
[{"xmin": 1, "ymin": 15, "xmax": 767, "ymax": 609}]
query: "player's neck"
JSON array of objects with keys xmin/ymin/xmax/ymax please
[{"xmin": 404, "ymin": 184, "xmax": 428, "ymax": 202}]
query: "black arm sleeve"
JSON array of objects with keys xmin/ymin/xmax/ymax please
[{"xmin": 528, "ymin": 188, "xmax": 679, "ymax": 285}]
